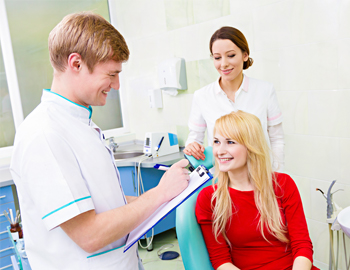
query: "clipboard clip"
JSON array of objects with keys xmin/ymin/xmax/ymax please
[{"xmin": 195, "ymin": 165, "xmax": 209, "ymax": 177}]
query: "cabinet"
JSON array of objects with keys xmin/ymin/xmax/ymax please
[
  {"xmin": 118, "ymin": 166, "xmax": 176, "ymax": 238},
  {"xmin": 118, "ymin": 167, "xmax": 137, "ymax": 196},
  {"xmin": 0, "ymin": 185, "xmax": 17, "ymax": 270}
]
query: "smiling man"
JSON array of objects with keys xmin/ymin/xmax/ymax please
[{"xmin": 10, "ymin": 12, "xmax": 190, "ymax": 270}]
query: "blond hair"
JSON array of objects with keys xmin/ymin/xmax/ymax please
[
  {"xmin": 49, "ymin": 11, "xmax": 129, "ymax": 72},
  {"xmin": 211, "ymin": 111, "xmax": 288, "ymax": 245}
]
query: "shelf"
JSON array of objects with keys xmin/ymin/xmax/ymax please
[{"xmin": 7, "ymin": 226, "xmax": 31, "ymax": 270}]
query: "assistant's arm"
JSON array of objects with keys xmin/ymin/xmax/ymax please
[
  {"xmin": 60, "ymin": 159, "xmax": 190, "ymax": 253},
  {"xmin": 266, "ymin": 84, "xmax": 284, "ymax": 172},
  {"xmin": 184, "ymin": 92, "xmax": 207, "ymax": 160},
  {"xmin": 268, "ymin": 123, "xmax": 285, "ymax": 172}
]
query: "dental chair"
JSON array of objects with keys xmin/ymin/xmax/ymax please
[{"xmin": 176, "ymin": 180, "xmax": 214, "ymax": 270}]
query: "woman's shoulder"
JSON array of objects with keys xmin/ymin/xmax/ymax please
[
  {"xmin": 194, "ymin": 80, "xmax": 218, "ymax": 96},
  {"xmin": 196, "ymin": 185, "xmax": 216, "ymax": 213},
  {"xmin": 246, "ymin": 75, "xmax": 275, "ymax": 92},
  {"xmin": 273, "ymin": 172, "xmax": 298, "ymax": 194},
  {"xmin": 198, "ymin": 184, "xmax": 216, "ymax": 198}
]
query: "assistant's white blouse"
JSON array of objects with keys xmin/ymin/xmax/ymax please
[
  {"xmin": 186, "ymin": 74, "xmax": 284, "ymax": 170},
  {"xmin": 10, "ymin": 90, "xmax": 138, "ymax": 270}
]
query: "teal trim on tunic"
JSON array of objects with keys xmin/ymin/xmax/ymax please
[
  {"xmin": 43, "ymin": 89, "xmax": 93, "ymax": 118},
  {"xmin": 86, "ymin": 244, "xmax": 125, "ymax": 258},
  {"xmin": 42, "ymin": 196, "xmax": 92, "ymax": 219}
]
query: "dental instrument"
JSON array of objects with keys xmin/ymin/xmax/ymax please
[
  {"xmin": 316, "ymin": 188, "xmax": 327, "ymax": 200},
  {"xmin": 135, "ymin": 154, "xmax": 154, "ymax": 251},
  {"xmin": 15, "ymin": 210, "xmax": 19, "ymax": 223},
  {"xmin": 9, "ymin": 208, "xmax": 14, "ymax": 224},
  {"xmin": 317, "ymin": 180, "xmax": 346, "ymax": 270},
  {"xmin": 3, "ymin": 210, "xmax": 11, "ymax": 224}
]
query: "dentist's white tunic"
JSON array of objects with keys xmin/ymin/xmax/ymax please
[{"xmin": 10, "ymin": 90, "xmax": 138, "ymax": 270}]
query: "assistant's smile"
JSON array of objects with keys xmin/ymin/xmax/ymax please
[{"xmin": 221, "ymin": 68, "xmax": 233, "ymax": 75}]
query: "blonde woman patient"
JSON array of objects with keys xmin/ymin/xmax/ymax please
[{"xmin": 195, "ymin": 111, "xmax": 319, "ymax": 270}]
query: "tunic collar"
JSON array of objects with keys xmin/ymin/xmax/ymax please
[
  {"xmin": 214, "ymin": 74, "xmax": 249, "ymax": 95},
  {"xmin": 42, "ymin": 89, "xmax": 93, "ymax": 125}
]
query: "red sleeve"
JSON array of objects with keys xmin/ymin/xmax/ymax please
[
  {"xmin": 277, "ymin": 173, "xmax": 314, "ymax": 264},
  {"xmin": 195, "ymin": 186, "xmax": 233, "ymax": 269}
]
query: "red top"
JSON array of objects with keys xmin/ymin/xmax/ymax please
[{"xmin": 195, "ymin": 173, "xmax": 319, "ymax": 270}]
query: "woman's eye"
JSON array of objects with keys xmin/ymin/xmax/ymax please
[
  {"xmin": 109, "ymin": 74, "xmax": 116, "ymax": 77},
  {"xmin": 228, "ymin": 141, "xmax": 236, "ymax": 144},
  {"xmin": 228, "ymin": 54, "xmax": 236, "ymax": 58},
  {"xmin": 214, "ymin": 57, "xmax": 221, "ymax": 60},
  {"xmin": 213, "ymin": 140, "xmax": 219, "ymax": 144}
]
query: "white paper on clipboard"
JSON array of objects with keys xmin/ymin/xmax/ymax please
[{"xmin": 123, "ymin": 165, "xmax": 212, "ymax": 252}]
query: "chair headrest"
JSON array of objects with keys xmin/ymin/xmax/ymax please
[{"xmin": 184, "ymin": 146, "xmax": 214, "ymax": 171}]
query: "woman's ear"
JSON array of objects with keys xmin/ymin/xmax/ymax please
[{"xmin": 243, "ymin": 52, "xmax": 249, "ymax": 62}]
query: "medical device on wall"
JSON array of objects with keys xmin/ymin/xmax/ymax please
[
  {"xmin": 148, "ymin": 88, "xmax": 163, "ymax": 108},
  {"xmin": 157, "ymin": 57, "xmax": 187, "ymax": 96},
  {"xmin": 143, "ymin": 132, "xmax": 179, "ymax": 157}
]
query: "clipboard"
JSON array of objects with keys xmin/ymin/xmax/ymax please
[{"xmin": 123, "ymin": 165, "xmax": 213, "ymax": 252}]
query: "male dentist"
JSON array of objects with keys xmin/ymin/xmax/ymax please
[{"xmin": 10, "ymin": 12, "xmax": 189, "ymax": 270}]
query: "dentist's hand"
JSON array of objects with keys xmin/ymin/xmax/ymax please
[
  {"xmin": 184, "ymin": 142, "xmax": 205, "ymax": 160},
  {"xmin": 157, "ymin": 159, "xmax": 190, "ymax": 202}
]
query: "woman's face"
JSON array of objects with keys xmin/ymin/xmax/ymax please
[
  {"xmin": 213, "ymin": 132, "xmax": 248, "ymax": 174},
  {"xmin": 211, "ymin": 39, "xmax": 248, "ymax": 82}
]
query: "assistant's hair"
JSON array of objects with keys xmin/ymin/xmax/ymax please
[
  {"xmin": 210, "ymin": 26, "xmax": 253, "ymax": 70},
  {"xmin": 211, "ymin": 111, "xmax": 288, "ymax": 245},
  {"xmin": 49, "ymin": 11, "xmax": 129, "ymax": 72}
]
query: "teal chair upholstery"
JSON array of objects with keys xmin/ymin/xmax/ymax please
[{"xmin": 176, "ymin": 180, "xmax": 214, "ymax": 270}]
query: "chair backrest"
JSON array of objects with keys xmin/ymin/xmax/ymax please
[{"xmin": 176, "ymin": 181, "xmax": 214, "ymax": 270}]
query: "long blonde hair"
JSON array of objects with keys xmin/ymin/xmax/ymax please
[{"xmin": 211, "ymin": 111, "xmax": 288, "ymax": 245}]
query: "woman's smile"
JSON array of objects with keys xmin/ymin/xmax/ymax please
[
  {"xmin": 221, "ymin": 68, "xmax": 233, "ymax": 75},
  {"xmin": 218, "ymin": 157, "xmax": 233, "ymax": 163}
]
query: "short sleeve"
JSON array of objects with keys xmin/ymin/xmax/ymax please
[
  {"xmin": 267, "ymin": 87, "xmax": 283, "ymax": 126},
  {"xmin": 21, "ymin": 130, "xmax": 95, "ymax": 231}
]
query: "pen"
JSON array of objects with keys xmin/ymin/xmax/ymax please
[
  {"xmin": 154, "ymin": 164, "xmax": 191, "ymax": 174},
  {"xmin": 154, "ymin": 164, "xmax": 170, "ymax": 171},
  {"xmin": 156, "ymin": 137, "xmax": 164, "ymax": 151}
]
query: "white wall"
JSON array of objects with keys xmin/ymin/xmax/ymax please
[{"xmin": 111, "ymin": 0, "xmax": 350, "ymax": 268}]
